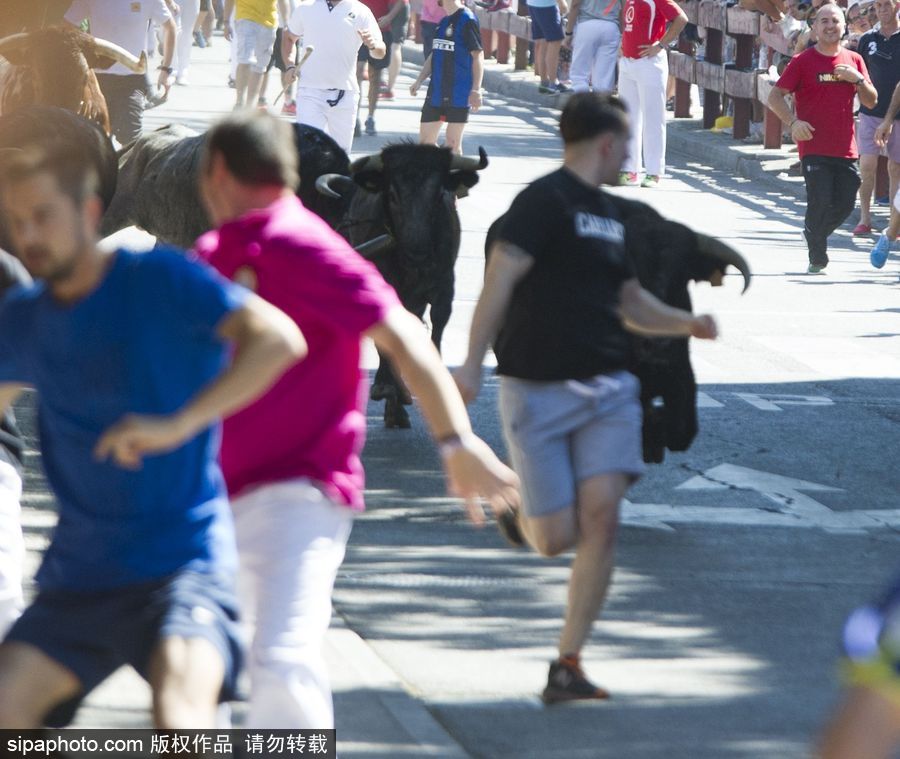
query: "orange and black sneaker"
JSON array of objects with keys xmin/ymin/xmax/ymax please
[{"xmin": 541, "ymin": 654, "xmax": 610, "ymax": 705}]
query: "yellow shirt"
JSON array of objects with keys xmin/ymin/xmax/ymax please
[{"xmin": 236, "ymin": 0, "xmax": 277, "ymax": 27}]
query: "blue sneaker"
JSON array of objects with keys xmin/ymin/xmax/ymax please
[{"xmin": 871, "ymin": 234, "xmax": 892, "ymax": 269}]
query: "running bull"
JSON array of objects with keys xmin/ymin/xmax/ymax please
[
  {"xmin": 101, "ymin": 122, "xmax": 353, "ymax": 249},
  {"xmin": 486, "ymin": 197, "xmax": 751, "ymax": 463},
  {"xmin": 317, "ymin": 143, "xmax": 489, "ymax": 429}
]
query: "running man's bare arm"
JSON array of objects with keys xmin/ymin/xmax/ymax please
[
  {"xmin": 454, "ymin": 241, "xmax": 534, "ymax": 404},
  {"xmin": 618, "ymin": 279, "xmax": 718, "ymax": 338},
  {"xmin": 410, "ymin": 54, "xmax": 433, "ymax": 95},
  {"xmin": 768, "ymin": 85, "xmax": 815, "ymax": 142},
  {"xmin": 366, "ymin": 306, "xmax": 521, "ymax": 523},
  {"xmin": 876, "ymin": 80, "xmax": 900, "ymax": 145},
  {"xmin": 469, "ymin": 50, "xmax": 484, "ymax": 111},
  {"xmin": 94, "ymin": 295, "xmax": 307, "ymax": 469}
]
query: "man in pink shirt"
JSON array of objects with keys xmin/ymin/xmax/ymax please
[{"xmin": 195, "ymin": 111, "xmax": 520, "ymax": 729}]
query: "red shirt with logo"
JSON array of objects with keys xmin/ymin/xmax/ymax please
[
  {"xmin": 776, "ymin": 46, "xmax": 869, "ymax": 159},
  {"xmin": 621, "ymin": 0, "xmax": 682, "ymax": 59}
]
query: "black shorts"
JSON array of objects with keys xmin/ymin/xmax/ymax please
[
  {"xmin": 421, "ymin": 103, "xmax": 470, "ymax": 123},
  {"xmin": 5, "ymin": 569, "xmax": 242, "ymax": 727},
  {"xmin": 358, "ymin": 30, "xmax": 393, "ymax": 70},
  {"xmin": 267, "ymin": 26, "xmax": 288, "ymax": 72}
]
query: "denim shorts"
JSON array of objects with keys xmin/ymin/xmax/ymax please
[
  {"xmin": 528, "ymin": 4, "xmax": 565, "ymax": 41},
  {"xmin": 5, "ymin": 569, "xmax": 242, "ymax": 726},
  {"xmin": 499, "ymin": 370, "xmax": 645, "ymax": 517}
]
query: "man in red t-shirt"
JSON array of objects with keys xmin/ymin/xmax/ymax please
[
  {"xmin": 769, "ymin": 3, "xmax": 877, "ymax": 273},
  {"xmin": 617, "ymin": 0, "xmax": 687, "ymax": 188},
  {"xmin": 356, "ymin": 0, "xmax": 403, "ymax": 136}
]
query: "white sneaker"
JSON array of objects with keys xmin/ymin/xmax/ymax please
[{"xmin": 175, "ymin": 75, "xmax": 189, "ymax": 86}]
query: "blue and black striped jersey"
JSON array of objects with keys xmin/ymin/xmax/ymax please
[{"xmin": 427, "ymin": 7, "xmax": 482, "ymax": 108}]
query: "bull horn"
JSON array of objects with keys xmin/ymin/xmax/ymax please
[
  {"xmin": 315, "ymin": 173, "xmax": 354, "ymax": 199},
  {"xmin": 449, "ymin": 146, "xmax": 489, "ymax": 172},
  {"xmin": 697, "ymin": 233, "xmax": 751, "ymax": 293},
  {"xmin": 350, "ymin": 153, "xmax": 383, "ymax": 175},
  {"xmin": 354, "ymin": 233, "xmax": 393, "ymax": 258},
  {"xmin": 87, "ymin": 38, "xmax": 147, "ymax": 73},
  {"xmin": 0, "ymin": 33, "xmax": 29, "ymax": 59}
]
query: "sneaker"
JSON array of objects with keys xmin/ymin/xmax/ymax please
[
  {"xmin": 618, "ymin": 171, "xmax": 638, "ymax": 186},
  {"xmin": 538, "ymin": 81, "xmax": 554, "ymax": 94},
  {"xmin": 354, "ymin": 119, "xmax": 362, "ymax": 138},
  {"xmin": 852, "ymin": 223, "xmax": 873, "ymax": 236},
  {"xmin": 554, "ymin": 82, "xmax": 573, "ymax": 93},
  {"xmin": 871, "ymin": 233, "xmax": 893, "ymax": 268},
  {"xmin": 807, "ymin": 263, "xmax": 826, "ymax": 274},
  {"xmin": 364, "ymin": 116, "xmax": 377, "ymax": 136},
  {"xmin": 541, "ymin": 655, "xmax": 610, "ymax": 705},
  {"xmin": 193, "ymin": 31, "xmax": 207, "ymax": 48},
  {"xmin": 281, "ymin": 101, "xmax": 297, "ymax": 116},
  {"xmin": 174, "ymin": 75, "xmax": 189, "ymax": 86},
  {"xmin": 496, "ymin": 506, "xmax": 524, "ymax": 547},
  {"xmin": 379, "ymin": 89, "xmax": 394, "ymax": 100},
  {"xmin": 641, "ymin": 174, "xmax": 660, "ymax": 188}
]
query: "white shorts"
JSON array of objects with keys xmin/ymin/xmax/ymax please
[
  {"xmin": 295, "ymin": 86, "xmax": 361, "ymax": 153},
  {"xmin": 235, "ymin": 18, "xmax": 277, "ymax": 73}
]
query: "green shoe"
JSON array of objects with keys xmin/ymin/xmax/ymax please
[
  {"xmin": 618, "ymin": 171, "xmax": 638, "ymax": 186},
  {"xmin": 641, "ymin": 174, "xmax": 660, "ymax": 188}
]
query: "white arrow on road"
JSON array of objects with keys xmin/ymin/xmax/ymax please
[{"xmin": 619, "ymin": 464, "xmax": 898, "ymax": 534}]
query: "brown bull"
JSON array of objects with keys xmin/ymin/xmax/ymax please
[{"xmin": 0, "ymin": 25, "xmax": 146, "ymax": 136}]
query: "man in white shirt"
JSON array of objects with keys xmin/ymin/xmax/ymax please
[
  {"xmin": 282, "ymin": 0, "xmax": 386, "ymax": 152},
  {"xmin": 66, "ymin": 0, "xmax": 176, "ymax": 146}
]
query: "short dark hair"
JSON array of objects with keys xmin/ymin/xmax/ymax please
[
  {"xmin": 203, "ymin": 111, "xmax": 299, "ymax": 188},
  {"xmin": 0, "ymin": 145, "xmax": 100, "ymax": 205},
  {"xmin": 559, "ymin": 93, "xmax": 629, "ymax": 145}
]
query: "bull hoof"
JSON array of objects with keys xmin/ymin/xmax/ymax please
[{"xmin": 399, "ymin": 387, "xmax": 412, "ymax": 405}]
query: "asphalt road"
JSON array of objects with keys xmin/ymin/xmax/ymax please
[{"xmin": 11, "ymin": 31, "xmax": 900, "ymax": 757}]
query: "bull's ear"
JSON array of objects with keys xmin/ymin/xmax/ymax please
[
  {"xmin": 352, "ymin": 170, "xmax": 384, "ymax": 193},
  {"xmin": 446, "ymin": 171, "xmax": 480, "ymax": 198}
]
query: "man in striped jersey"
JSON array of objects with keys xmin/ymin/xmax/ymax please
[{"xmin": 409, "ymin": 0, "xmax": 484, "ymax": 154}]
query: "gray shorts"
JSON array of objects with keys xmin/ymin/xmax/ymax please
[
  {"xmin": 858, "ymin": 112, "xmax": 900, "ymax": 162},
  {"xmin": 499, "ymin": 370, "xmax": 645, "ymax": 517}
]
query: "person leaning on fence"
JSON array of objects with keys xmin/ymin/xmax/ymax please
[
  {"xmin": 767, "ymin": 3, "xmax": 876, "ymax": 274},
  {"xmin": 563, "ymin": 0, "xmax": 622, "ymax": 94}
]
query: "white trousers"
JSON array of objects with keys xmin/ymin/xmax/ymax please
[
  {"xmin": 570, "ymin": 19, "xmax": 620, "ymax": 93},
  {"xmin": 296, "ymin": 86, "xmax": 361, "ymax": 153},
  {"xmin": 0, "ymin": 449, "xmax": 24, "ymax": 639},
  {"xmin": 617, "ymin": 52, "xmax": 668, "ymax": 176},
  {"xmin": 233, "ymin": 479, "xmax": 353, "ymax": 729},
  {"xmin": 175, "ymin": 0, "xmax": 200, "ymax": 77}
]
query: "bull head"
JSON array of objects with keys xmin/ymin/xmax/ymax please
[
  {"xmin": 348, "ymin": 146, "xmax": 489, "ymax": 198},
  {"xmin": 696, "ymin": 233, "xmax": 751, "ymax": 293}
]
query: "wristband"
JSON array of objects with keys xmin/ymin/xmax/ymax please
[
  {"xmin": 565, "ymin": 31, "xmax": 573, "ymax": 35},
  {"xmin": 157, "ymin": 65, "xmax": 173, "ymax": 74},
  {"xmin": 436, "ymin": 432, "xmax": 475, "ymax": 458}
]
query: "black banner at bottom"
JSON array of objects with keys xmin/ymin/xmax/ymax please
[{"xmin": 2, "ymin": 730, "xmax": 336, "ymax": 759}]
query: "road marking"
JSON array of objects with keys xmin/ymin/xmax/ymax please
[
  {"xmin": 731, "ymin": 393, "xmax": 834, "ymax": 412},
  {"xmin": 620, "ymin": 464, "xmax": 894, "ymax": 534}
]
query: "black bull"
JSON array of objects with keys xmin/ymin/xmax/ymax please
[
  {"xmin": 100, "ymin": 122, "xmax": 353, "ymax": 249},
  {"xmin": 317, "ymin": 143, "xmax": 489, "ymax": 429},
  {"xmin": 486, "ymin": 196, "xmax": 751, "ymax": 464}
]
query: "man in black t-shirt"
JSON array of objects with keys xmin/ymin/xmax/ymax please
[
  {"xmin": 455, "ymin": 93, "xmax": 718, "ymax": 705},
  {"xmin": 0, "ymin": 250, "xmax": 29, "ymax": 637}
]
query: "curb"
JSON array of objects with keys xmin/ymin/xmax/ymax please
[{"xmin": 328, "ymin": 615, "xmax": 470, "ymax": 758}]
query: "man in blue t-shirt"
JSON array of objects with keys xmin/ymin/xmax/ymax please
[
  {"xmin": 0, "ymin": 145, "xmax": 306, "ymax": 728},
  {"xmin": 409, "ymin": 0, "xmax": 484, "ymax": 153}
]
